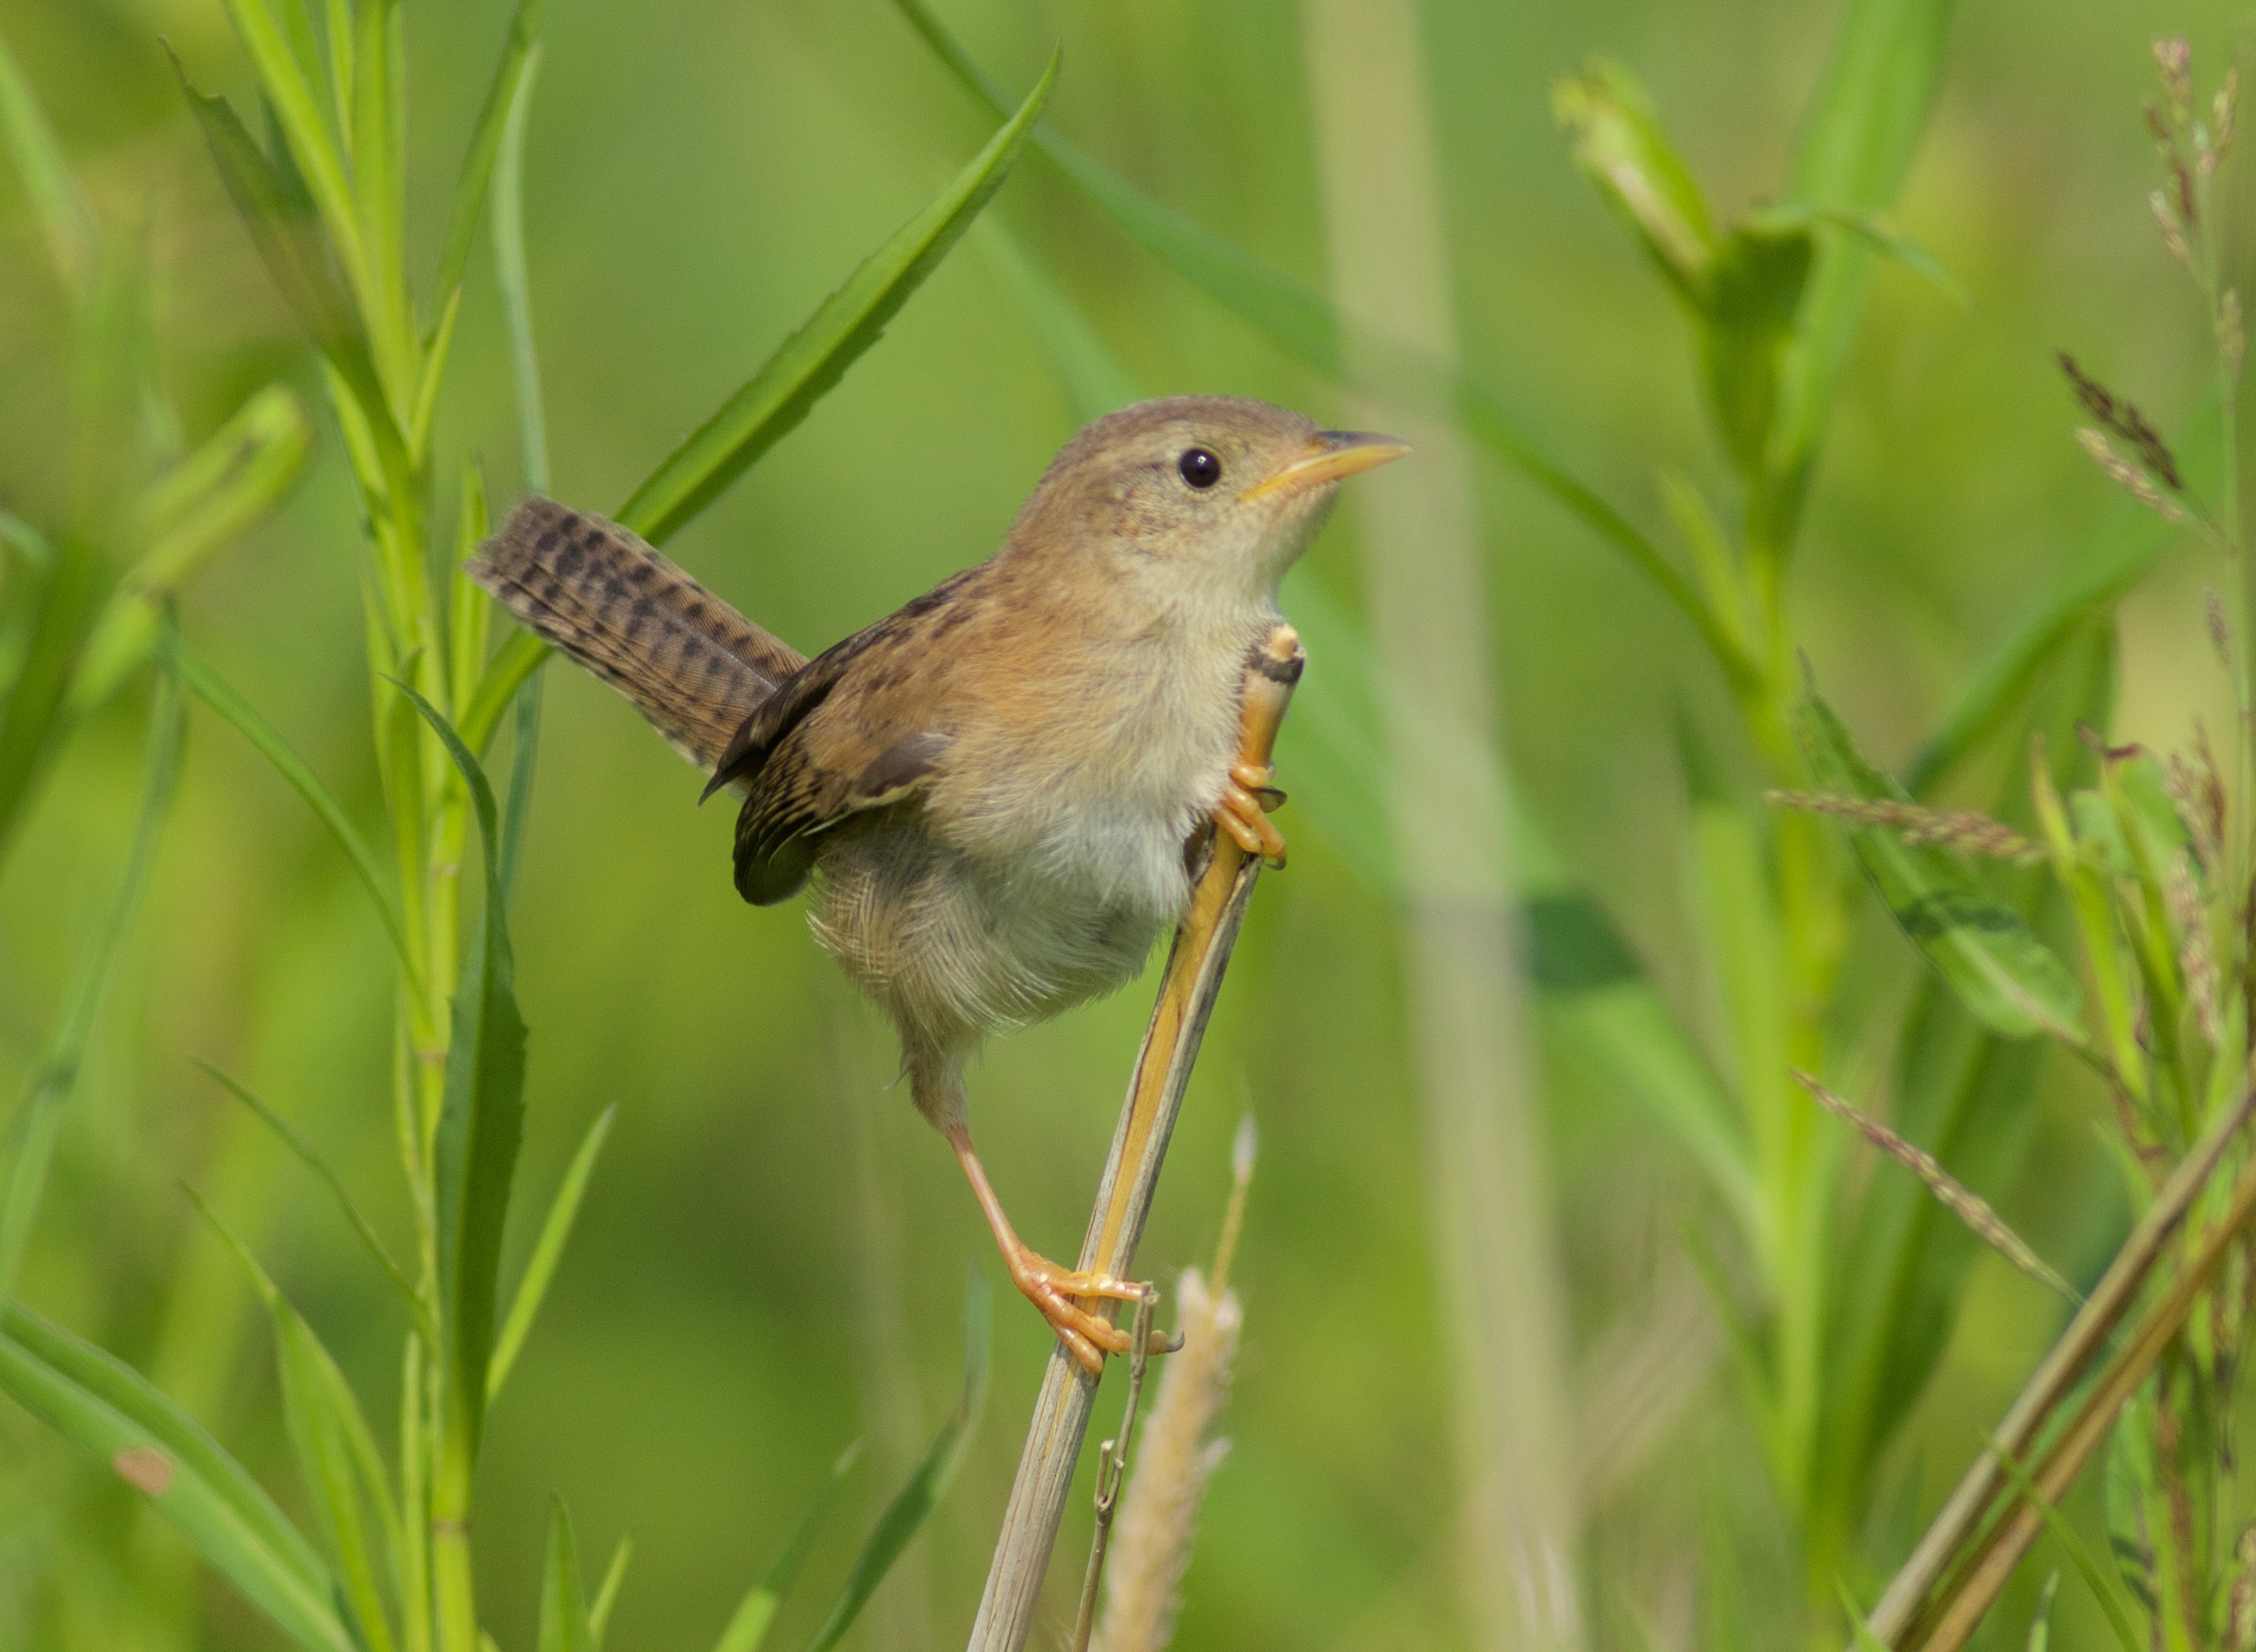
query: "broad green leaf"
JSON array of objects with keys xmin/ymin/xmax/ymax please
[
  {"xmin": 989, "ymin": 233, "xmax": 1758, "ymax": 1230},
  {"xmin": 539, "ymin": 1497, "xmax": 593, "ymax": 1652},
  {"xmin": 402, "ymin": 686, "xmax": 527, "ymax": 1456},
  {"xmin": 1796, "ymin": 687, "xmax": 2084, "ymax": 1042},
  {"xmin": 1552, "ymin": 59, "xmax": 1716, "ymax": 305},
  {"xmin": 0, "ymin": 1301, "xmax": 351, "ymax": 1650},
  {"xmin": 488, "ymin": 1103, "xmax": 617, "ymax": 1402},
  {"xmin": 71, "ymin": 385, "xmax": 313, "ymax": 715},
  {"xmin": 802, "ymin": 1276, "xmax": 990, "ymax": 1651},
  {"xmin": 0, "ymin": 23, "xmax": 93, "ymax": 289},
  {"xmin": 171, "ymin": 635, "xmax": 415, "ymax": 976},
  {"xmin": 712, "ymin": 1440, "xmax": 860, "ymax": 1652},
  {"xmin": 1780, "ymin": 0, "xmax": 1956, "ymax": 471},
  {"xmin": 193, "ymin": 1058, "xmax": 423, "ymax": 1324},
  {"xmin": 186, "ymin": 1190, "xmax": 401, "ymax": 1652},
  {"xmin": 589, "ymin": 1536, "xmax": 633, "ymax": 1649},
  {"xmin": 1701, "ymin": 221, "xmax": 1813, "ymax": 479},
  {"xmin": 0, "ymin": 664, "xmax": 182, "ymax": 1302},
  {"xmin": 432, "ymin": 0, "xmax": 548, "ymax": 325},
  {"xmin": 888, "ymin": 0, "xmax": 1753, "ymax": 692},
  {"xmin": 616, "ymin": 51, "xmax": 1055, "ymax": 546},
  {"xmin": 0, "ymin": 527, "xmax": 107, "ymax": 872}
]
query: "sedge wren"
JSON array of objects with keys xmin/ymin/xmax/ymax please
[{"xmin": 470, "ymin": 395, "xmax": 1406, "ymax": 1371}]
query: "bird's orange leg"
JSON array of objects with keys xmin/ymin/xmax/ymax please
[
  {"xmin": 1213, "ymin": 758, "xmax": 1288, "ymax": 867},
  {"xmin": 945, "ymin": 1122, "xmax": 1173, "ymax": 1374}
]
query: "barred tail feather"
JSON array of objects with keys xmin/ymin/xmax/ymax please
[{"xmin": 468, "ymin": 498, "xmax": 806, "ymax": 769}]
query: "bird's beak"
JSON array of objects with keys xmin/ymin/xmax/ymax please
[{"xmin": 1240, "ymin": 429, "xmax": 1411, "ymax": 503}]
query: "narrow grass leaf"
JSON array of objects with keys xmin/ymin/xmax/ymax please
[
  {"xmin": 0, "ymin": 1301, "xmax": 351, "ymax": 1650},
  {"xmin": 615, "ymin": 51, "xmax": 1054, "ymax": 547},
  {"xmin": 1836, "ymin": 1579, "xmax": 1891, "ymax": 1651},
  {"xmin": 401, "ymin": 685, "xmax": 526, "ymax": 1455},
  {"xmin": 183, "ymin": 1189, "xmax": 401, "ymax": 1652},
  {"xmin": 72, "ymin": 385, "xmax": 313, "ymax": 715},
  {"xmin": 1796, "ymin": 687, "xmax": 2083, "ymax": 1042},
  {"xmin": 0, "ymin": 24, "xmax": 93, "ymax": 289},
  {"xmin": 538, "ymin": 1497, "xmax": 593, "ymax": 1652},
  {"xmin": 713, "ymin": 1441, "xmax": 861, "ymax": 1652},
  {"xmin": 2027, "ymin": 1571, "xmax": 2060, "ymax": 1652},
  {"xmin": 171, "ymin": 635, "xmax": 414, "ymax": 976},
  {"xmin": 0, "ymin": 666, "xmax": 181, "ymax": 1302},
  {"xmin": 589, "ymin": 1536, "xmax": 633, "ymax": 1649},
  {"xmin": 891, "ymin": 0, "xmax": 1753, "ymax": 689},
  {"xmin": 0, "ymin": 527, "xmax": 107, "ymax": 871},
  {"xmin": 802, "ymin": 1275, "xmax": 990, "ymax": 1652},
  {"xmin": 493, "ymin": 42, "xmax": 550, "ymax": 495},
  {"xmin": 1988, "ymin": 1444, "xmax": 2142, "ymax": 1652},
  {"xmin": 213, "ymin": 0, "xmax": 363, "ymax": 300},
  {"xmin": 430, "ymin": 0, "xmax": 547, "ymax": 325},
  {"xmin": 193, "ymin": 1058, "xmax": 422, "ymax": 1324},
  {"xmin": 487, "ymin": 1103, "xmax": 616, "ymax": 1403}
]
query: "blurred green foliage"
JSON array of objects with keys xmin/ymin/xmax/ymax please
[{"xmin": 0, "ymin": 0, "xmax": 2251, "ymax": 1648}]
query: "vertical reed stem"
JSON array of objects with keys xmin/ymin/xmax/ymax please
[{"xmin": 966, "ymin": 626, "xmax": 1302, "ymax": 1652}]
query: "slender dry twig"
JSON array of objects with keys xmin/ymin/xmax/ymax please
[
  {"xmin": 1072, "ymin": 1287, "xmax": 1160, "ymax": 1652},
  {"xmin": 1855, "ymin": 1081, "xmax": 2256, "ymax": 1647},
  {"xmin": 966, "ymin": 625, "xmax": 1303, "ymax": 1652}
]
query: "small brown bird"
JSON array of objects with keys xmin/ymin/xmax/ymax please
[{"xmin": 470, "ymin": 395, "xmax": 1406, "ymax": 1370}]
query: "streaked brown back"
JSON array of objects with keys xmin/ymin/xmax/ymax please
[{"xmin": 469, "ymin": 498, "xmax": 807, "ymax": 769}]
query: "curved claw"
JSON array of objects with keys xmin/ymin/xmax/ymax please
[
  {"xmin": 1007, "ymin": 1252, "xmax": 1168, "ymax": 1374},
  {"xmin": 1214, "ymin": 781, "xmax": 1287, "ymax": 868}
]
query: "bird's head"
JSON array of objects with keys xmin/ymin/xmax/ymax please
[{"xmin": 1009, "ymin": 395, "xmax": 1409, "ymax": 601}]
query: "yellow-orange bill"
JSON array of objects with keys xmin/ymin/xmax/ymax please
[{"xmin": 1239, "ymin": 429, "xmax": 1411, "ymax": 502}]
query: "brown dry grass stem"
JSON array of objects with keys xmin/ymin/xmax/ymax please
[
  {"xmin": 1762, "ymin": 791, "xmax": 2043, "ymax": 863},
  {"xmin": 1857, "ymin": 1083, "xmax": 2256, "ymax": 1647},
  {"xmin": 965, "ymin": 625, "xmax": 1302, "ymax": 1652}
]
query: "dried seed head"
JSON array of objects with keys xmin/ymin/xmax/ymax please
[
  {"xmin": 2151, "ymin": 190, "xmax": 2195, "ymax": 268},
  {"xmin": 2165, "ymin": 746, "xmax": 2226, "ymax": 877},
  {"xmin": 2224, "ymin": 289, "xmax": 2246, "ymax": 383},
  {"xmin": 1763, "ymin": 790, "xmax": 2042, "ymax": 863},
  {"xmin": 2158, "ymin": 37, "xmax": 2195, "ymax": 124},
  {"xmin": 2077, "ymin": 427, "xmax": 2186, "ymax": 522},
  {"xmin": 2168, "ymin": 855, "xmax": 2221, "ymax": 1043}
]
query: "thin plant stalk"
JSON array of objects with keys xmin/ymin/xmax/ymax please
[{"xmin": 967, "ymin": 627, "xmax": 1301, "ymax": 1652}]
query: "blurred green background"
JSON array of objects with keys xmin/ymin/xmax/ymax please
[{"xmin": 0, "ymin": 0, "xmax": 2250, "ymax": 1647}]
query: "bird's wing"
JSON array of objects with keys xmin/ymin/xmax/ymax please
[{"xmin": 722, "ymin": 569, "xmax": 979, "ymax": 906}]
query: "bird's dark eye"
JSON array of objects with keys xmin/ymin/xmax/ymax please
[{"xmin": 1178, "ymin": 448, "xmax": 1222, "ymax": 489}]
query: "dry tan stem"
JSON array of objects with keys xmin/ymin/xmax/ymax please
[
  {"xmin": 964, "ymin": 624, "xmax": 1303, "ymax": 1652},
  {"xmin": 1857, "ymin": 1083, "xmax": 2256, "ymax": 1646}
]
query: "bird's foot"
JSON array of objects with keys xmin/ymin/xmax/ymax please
[
  {"xmin": 1213, "ymin": 759, "xmax": 1288, "ymax": 868},
  {"xmin": 1004, "ymin": 1245, "xmax": 1175, "ymax": 1376}
]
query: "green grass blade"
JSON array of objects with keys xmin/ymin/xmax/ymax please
[
  {"xmin": 802, "ymin": 1276, "xmax": 989, "ymax": 1652},
  {"xmin": 72, "ymin": 385, "xmax": 314, "ymax": 715},
  {"xmin": 538, "ymin": 1497, "xmax": 592, "ymax": 1652},
  {"xmin": 0, "ymin": 1301, "xmax": 352, "ymax": 1650},
  {"xmin": 184, "ymin": 1188, "xmax": 402, "ymax": 1652},
  {"xmin": 215, "ymin": 0, "xmax": 364, "ymax": 294},
  {"xmin": 171, "ymin": 635, "xmax": 415, "ymax": 977},
  {"xmin": 430, "ymin": 0, "xmax": 548, "ymax": 327},
  {"xmin": 400, "ymin": 686, "xmax": 526, "ymax": 1456},
  {"xmin": 1780, "ymin": 0, "xmax": 1956, "ymax": 466},
  {"xmin": 975, "ymin": 219, "xmax": 1142, "ymax": 420},
  {"xmin": 0, "ymin": 24, "xmax": 93, "ymax": 290},
  {"xmin": 713, "ymin": 1441, "xmax": 861, "ymax": 1652},
  {"xmin": 1796, "ymin": 686, "xmax": 2084, "ymax": 1043},
  {"xmin": 614, "ymin": 51, "xmax": 1056, "ymax": 547},
  {"xmin": 192, "ymin": 1058, "xmax": 423, "ymax": 1326},
  {"xmin": 1835, "ymin": 1578, "xmax": 1891, "ymax": 1651},
  {"xmin": 588, "ymin": 1535, "xmax": 633, "ymax": 1650},
  {"xmin": 494, "ymin": 41, "xmax": 550, "ymax": 496},
  {"xmin": 1988, "ymin": 1444, "xmax": 2142, "ymax": 1652},
  {"xmin": 0, "ymin": 664, "xmax": 182, "ymax": 1303},
  {"xmin": 891, "ymin": 0, "xmax": 1753, "ymax": 689},
  {"xmin": 0, "ymin": 527, "xmax": 107, "ymax": 874},
  {"xmin": 487, "ymin": 1103, "xmax": 616, "ymax": 1403}
]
